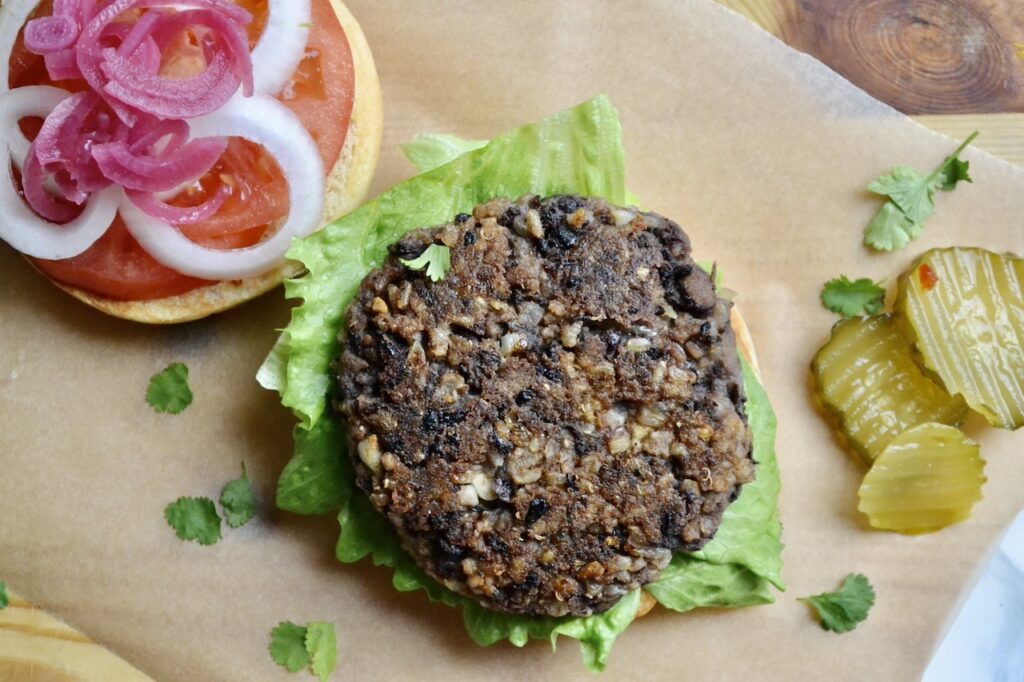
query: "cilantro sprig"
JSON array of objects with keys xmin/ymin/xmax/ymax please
[
  {"xmin": 164, "ymin": 497, "xmax": 222, "ymax": 546},
  {"xmin": 270, "ymin": 621, "xmax": 338, "ymax": 681},
  {"xmin": 864, "ymin": 132, "xmax": 978, "ymax": 251},
  {"xmin": 821, "ymin": 276, "xmax": 885, "ymax": 317},
  {"xmin": 165, "ymin": 463, "xmax": 258, "ymax": 545},
  {"xmin": 220, "ymin": 463, "xmax": 258, "ymax": 528},
  {"xmin": 146, "ymin": 363, "xmax": 193, "ymax": 415},
  {"xmin": 800, "ymin": 573, "xmax": 875, "ymax": 633},
  {"xmin": 400, "ymin": 243, "xmax": 451, "ymax": 282}
]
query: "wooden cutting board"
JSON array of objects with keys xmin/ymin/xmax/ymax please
[
  {"xmin": 2, "ymin": 0, "xmax": 1021, "ymax": 679},
  {"xmin": 720, "ymin": 0, "xmax": 1024, "ymax": 165}
]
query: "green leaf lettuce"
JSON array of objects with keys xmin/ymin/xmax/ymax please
[{"xmin": 259, "ymin": 95, "xmax": 783, "ymax": 671}]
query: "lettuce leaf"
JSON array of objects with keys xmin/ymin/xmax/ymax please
[
  {"xmin": 260, "ymin": 96, "xmax": 783, "ymax": 672},
  {"xmin": 401, "ymin": 133, "xmax": 487, "ymax": 173},
  {"xmin": 645, "ymin": 361, "xmax": 784, "ymax": 611}
]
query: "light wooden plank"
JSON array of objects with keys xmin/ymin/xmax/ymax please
[{"xmin": 0, "ymin": 590, "xmax": 153, "ymax": 682}]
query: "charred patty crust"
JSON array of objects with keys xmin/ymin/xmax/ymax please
[{"xmin": 335, "ymin": 195, "xmax": 754, "ymax": 618}]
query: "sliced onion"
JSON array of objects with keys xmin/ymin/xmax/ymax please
[
  {"xmin": 4, "ymin": 86, "xmax": 70, "ymax": 172},
  {"xmin": 122, "ymin": 93, "xmax": 324, "ymax": 279},
  {"xmin": 34, "ymin": 91, "xmax": 96, "ymax": 167},
  {"xmin": 126, "ymin": 183, "xmax": 229, "ymax": 225},
  {"xmin": 0, "ymin": 88, "xmax": 117, "ymax": 259},
  {"xmin": 150, "ymin": 8, "xmax": 253, "ymax": 96},
  {"xmin": 22, "ymin": 141, "xmax": 81, "ymax": 223},
  {"xmin": 101, "ymin": 44, "xmax": 241, "ymax": 119},
  {"xmin": 251, "ymin": 0, "xmax": 311, "ymax": 96},
  {"xmin": 93, "ymin": 135, "xmax": 226, "ymax": 192},
  {"xmin": 34, "ymin": 91, "xmax": 124, "ymax": 202},
  {"xmin": 24, "ymin": 14, "xmax": 79, "ymax": 54},
  {"xmin": 128, "ymin": 117, "xmax": 189, "ymax": 154},
  {"xmin": 77, "ymin": 0, "xmax": 253, "ymax": 121},
  {"xmin": 43, "ymin": 49, "xmax": 83, "ymax": 81}
]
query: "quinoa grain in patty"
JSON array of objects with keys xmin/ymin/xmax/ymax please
[{"xmin": 335, "ymin": 195, "xmax": 754, "ymax": 618}]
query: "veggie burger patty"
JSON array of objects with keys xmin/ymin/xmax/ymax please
[{"xmin": 335, "ymin": 195, "xmax": 754, "ymax": 618}]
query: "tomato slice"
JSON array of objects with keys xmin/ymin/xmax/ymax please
[{"xmin": 13, "ymin": 0, "xmax": 355, "ymax": 301}]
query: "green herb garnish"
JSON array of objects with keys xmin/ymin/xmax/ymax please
[
  {"xmin": 220, "ymin": 463, "xmax": 257, "ymax": 529},
  {"xmin": 0, "ymin": 582, "xmax": 8, "ymax": 609},
  {"xmin": 800, "ymin": 573, "xmax": 875, "ymax": 633},
  {"xmin": 400, "ymin": 244, "xmax": 451, "ymax": 282},
  {"xmin": 864, "ymin": 132, "xmax": 978, "ymax": 251},
  {"xmin": 270, "ymin": 622, "xmax": 312, "ymax": 673},
  {"xmin": 146, "ymin": 363, "xmax": 193, "ymax": 415},
  {"xmin": 821, "ymin": 276, "xmax": 885, "ymax": 317},
  {"xmin": 270, "ymin": 621, "xmax": 337, "ymax": 681},
  {"xmin": 164, "ymin": 497, "xmax": 221, "ymax": 546}
]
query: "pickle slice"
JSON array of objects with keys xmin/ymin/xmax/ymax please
[
  {"xmin": 812, "ymin": 315, "xmax": 968, "ymax": 463},
  {"xmin": 896, "ymin": 247, "xmax": 1024, "ymax": 429},
  {"xmin": 858, "ymin": 423, "xmax": 985, "ymax": 534}
]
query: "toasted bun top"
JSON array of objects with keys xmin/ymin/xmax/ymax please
[{"xmin": 43, "ymin": 0, "xmax": 384, "ymax": 324}]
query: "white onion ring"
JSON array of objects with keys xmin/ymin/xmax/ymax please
[
  {"xmin": 0, "ymin": 86, "xmax": 120, "ymax": 260},
  {"xmin": 3, "ymin": 86, "xmax": 69, "ymax": 172},
  {"xmin": 120, "ymin": 92, "xmax": 324, "ymax": 279},
  {"xmin": 250, "ymin": 0, "xmax": 311, "ymax": 96}
]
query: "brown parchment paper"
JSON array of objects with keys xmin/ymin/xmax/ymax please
[{"xmin": 2, "ymin": 1, "xmax": 1024, "ymax": 680}]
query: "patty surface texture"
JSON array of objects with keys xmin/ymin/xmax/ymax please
[{"xmin": 335, "ymin": 195, "xmax": 754, "ymax": 618}]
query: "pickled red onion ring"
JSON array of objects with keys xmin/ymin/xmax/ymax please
[
  {"xmin": 24, "ymin": 14, "xmax": 78, "ymax": 54},
  {"xmin": 43, "ymin": 49, "xmax": 83, "ymax": 81},
  {"xmin": 126, "ymin": 183, "xmax": 230, "ymax": 225},
  {"xmin": 128, "ymin": 117, "xmax": 189, "ymax": 154},
  {"xmin": 22, "ymin": 141, "xmax": 81, "ymax": 223},
  {"xmin": 0, "ymin": 86, "xmax": 118, "ymax": 260},
  {"xmin": 121, "ymin": 93, "xmax": 324, "ymax": 279},
  {"xmin": 34, "ymin": 91, "xmax": 124, "ymax": 203},
  {"xmin": 93, "ymin": 135, "xmax": 227, "ymax": 192},
  {"xmin": 75, "ymin": 0, "xmax": 253, "ymax": 121}
]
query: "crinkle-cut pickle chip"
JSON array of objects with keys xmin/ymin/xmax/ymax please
[
  {"xmin": 812, "ymin": 315, "xmax": 967, "ymax": 463},
  {"xmin": 896, "ymin": 247, "xmax": 1024, "ymax": 430},
  {"xmin": 858, "ymin": 423, "xmax": 985, "ymax": 535}
]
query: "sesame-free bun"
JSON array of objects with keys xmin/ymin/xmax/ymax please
[{"xmin": 42, "ymin": 0, "xmax": 383, "ymax": 324}]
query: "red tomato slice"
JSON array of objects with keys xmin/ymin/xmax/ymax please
[{"xmin": 13, "ymin": 0, "xmax": 355, "ymax": 302}]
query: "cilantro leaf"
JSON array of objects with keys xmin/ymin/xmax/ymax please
[
  {"xmin": 220, "ymin": 463, "xmax": 257, "ymax": 528},
  {"xmin": 146, "ymin": 363, "xmax": 193, "ymax": 414},
  {"xmin": 0, "ymin": 582, "xmax": 8, "ymax": 609},
  {"xmin": 164, "ymin": 497, "xmax": 221, "ymax": 545},
  {"xmin": 821, "ymin": 276, "xmax": 886, "ymax": 317},
  {"xmin": 864, "ymin": 201, "xmax": 921, "ymax": 251},
  {"xmin": 937, "ymin": 156, "xmax": 971, "ymax": 191},
  {"xmin": 800, "ymin": 574, "xmax": 875, "ymax": 633},
  {"xmin": 400, "ymin": 244, "xmax": 451, "ymax": 282},
  {"xmin": 305, "ymin": 622, "xmax": 338, "ymax": 682},
  {"xmin": 270, "ymin": 622, "xmax": 311, "ymax": 673},
  {"xmin": 867, "ymin": 165, "xmax": 941, "ymax": 224},
  {"xmin": 863, "ymin": 132, "xmax": 978, "ymax": 252}
]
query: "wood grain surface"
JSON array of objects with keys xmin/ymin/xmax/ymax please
[
  {"xmin": 719, "ymin": 0, "xmax": 1024, "ymax": 166},
  {"xmin": 2, "ymin": 0, "xmax": 1022, "ymax": 680},
  {"xmin": 0, "ymin": 591, "xmax": 152, "ymax": 681}
]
